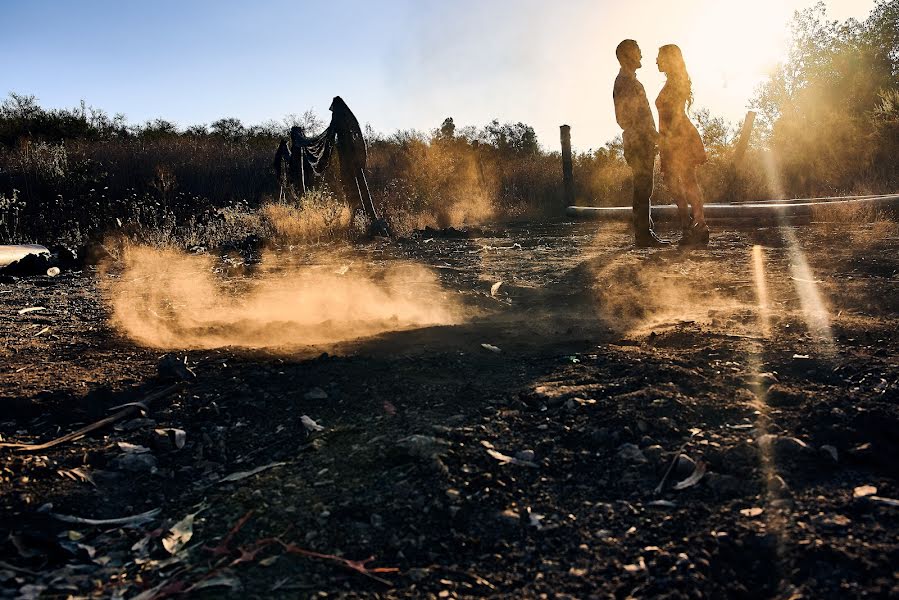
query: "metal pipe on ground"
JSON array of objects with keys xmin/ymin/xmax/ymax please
[{"xmin": 566, "ymin": 194, "xmax": 899, "ymax": 222}]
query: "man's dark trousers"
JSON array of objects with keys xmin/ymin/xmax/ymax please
[{"xmin": 626, "ymin": 147, "xmax": 655, "ymax": 233}]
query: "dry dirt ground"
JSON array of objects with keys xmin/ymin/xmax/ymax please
[{"xmin": 1, "ymin": 219, "xmax": 898, "ymax": 599}]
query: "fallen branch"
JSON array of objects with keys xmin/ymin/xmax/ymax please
[
  {"xmin": 0, "ymin": 383, "xmax": 181, "ymax": 452},
  {"xmin": 204, "ymin": 510, "xmax": 254, "ymax": 558},
  {"xmin": 279, "ymin": 540, "xmax": 398, "ymax": 585},
  {"xmin": 654, "ymin": 452, "xmax": 681, "ymax": 495}
]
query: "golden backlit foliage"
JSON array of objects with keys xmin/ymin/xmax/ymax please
[{"xmin": 750, "ymin": 0, "xmax": 899, "ymax": 196}]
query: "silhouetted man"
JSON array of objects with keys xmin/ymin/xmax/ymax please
[{"xmin": 613, "ymin": 39, "xmax": 669, "ymax": 247}]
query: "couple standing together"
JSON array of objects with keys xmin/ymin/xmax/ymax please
[{"xmin": 613, "ymin": 40, "xmax": 708, "ymax": 248}]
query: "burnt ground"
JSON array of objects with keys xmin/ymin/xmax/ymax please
[{"xmin": 1, "ymin": 219, "xmax": 898, "ymax": 598}]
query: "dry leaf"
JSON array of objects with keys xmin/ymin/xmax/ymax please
[
  {"xmin": 219, "ymin": 461, "xmax": 286, "ymax": 483},
  {"xmin": 673, "ymin": 460, "xmax": 707, "ymax": 490},
  {"xmin": 486, "ymin": 448, "xmax": 537, "ymax": 468}
]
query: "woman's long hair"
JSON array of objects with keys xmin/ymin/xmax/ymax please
[{"xmin": 659, "ymin": 44, "xmax": 693, "ymax": 109}]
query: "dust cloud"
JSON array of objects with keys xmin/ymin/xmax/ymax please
[
  {"xmin": 589, "ymin": 252, "xmax": 753, "ymax": 337},
  {"xmin": 101, "ymin": 245, "xmax": 463, "ymax": 351}
]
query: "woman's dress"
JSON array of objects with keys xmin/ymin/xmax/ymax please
[{"xmin": 656, "ymin": 80, "xmax": 706, "ymax": 175}]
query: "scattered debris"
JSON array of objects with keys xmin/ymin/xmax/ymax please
[
  {"xmin": 56, "ymin": 467, "xmax": 95, "ymax": 486},
  {"xmin": 0, "ymin": 384, "xmax": 181, "ymax": 452},
  {"xmin": 117, "ymin": 441, "xmax": 151, "ymax": 454},
  {"xmin": 739, "ymin": 507, "xmax": 764, "ymax": 517},
  {"xmin": 396, "ymin": 435, "xmax": 449, "ymax": 460},
  {"xmin": 300, "ymin": 415, "xmax": 325, "ymax": 434},
  {"xmin": 219, "ymin": 462, "xmax": 286, "ymax": 484},
  {"xmin": 158, "ymin": 354, "xmax": 196, "ymax": 381},
  {"xmin": 524, "ymin": 507, "xmax": 545, "ymax": 529},
  {"xmin": 163, "ymin": 507, "xmax": 205, "ymax": 555},
  {"xmin": 481, "ymin": 343, "xmax": 502, "ymax": 353},
  {"xmin": 50, "ymin": 508, "xmax": 161, "ymax": 527},
  {"xmin": 490, "ymin": 281, "xmax": 503, "ymax": 296},
  {"xmin": 17, "ymin": 307, "xmax": 46, "ymax": 315}
]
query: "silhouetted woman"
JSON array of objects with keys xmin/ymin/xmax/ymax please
[{"xmin": 656, "ymin": 44, "xmax": 708, "ymax": 245}]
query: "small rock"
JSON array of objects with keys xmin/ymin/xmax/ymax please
[
  {"xmin": 111, "ymin": 452, "xmax": 157, "ymax": 473},
  {"xmin": 705, "ymin": 472, "xmax": 741, "ymax": 495},
  {"xmin": 591, "ymin": 428, "xmax": 612, "ymax": 447},
  {"xmin": 515, "ymin": 449, "xmax": 536, "ymax": 462},
  {"xmin": 643, "ymin": 445, "xmax": 664, "ymax": 464},
  {"xmin": 304, "ymin": 387, "xmax": 328, "ymax": 400},
  {"xmin": 820, "ymin": 445, "xmax": 838, "ymax": 462},
  {"xmin": 496, "ymin": 509, "xmax": 521, "ymax": 527},
  {"xmin": 396, "ymin": 435, "xmax": 449, "ymax": 459},
  {"xmin": 616, "ymin": 443, "xmax": 647, "ymax": 464},
  {"xmin": 767, "ymin": 474, "xmax": 789, "ymax": 495},
  {"xmin": 157, "ymin": 354, "xmax": 195, "ymax": 381},
  {"xmin": 757, "ymin": 434, "xmax": 812, "ymax": 457},
  {"xmin": 749, "ymin": 372, "xmax": 779, "ymax": 389},
  {"xmin": 812, "ymin": 513, "xmax": 852, "ymax": 528}
]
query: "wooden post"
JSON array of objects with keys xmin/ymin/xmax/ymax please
[
  {"xmin": 560, "ymin": 125, "xmax": 574, "ymax": 208},
  {"xmin": 733, "ymin": 110, "xmax": 756, "ymax": 167},
  {"xmin": 726, "ymin": 110, "xmax": 757, "ymax": 203}
]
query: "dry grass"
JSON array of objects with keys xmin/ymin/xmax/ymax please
[{"xmin": 260, "ymin": 191, "xmax": 354, "ymax": 244}]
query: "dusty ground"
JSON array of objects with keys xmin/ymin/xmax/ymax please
[{"xmin": 1, "ymin": 219, "xmax": 898, "ymax": 599}]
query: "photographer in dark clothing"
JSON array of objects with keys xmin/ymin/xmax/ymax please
[{"xmin": 613, "ymin": 39, "xmax": 670, "ymax": 248}]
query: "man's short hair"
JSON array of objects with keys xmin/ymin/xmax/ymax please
[{"xmin": 616, "ymin": 39, "xmax": 639, "ymax": 64}]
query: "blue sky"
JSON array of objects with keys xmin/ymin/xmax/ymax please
[{"xmin": 0, "ymin": 0, "xmax": 876, "ymax": 151}]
